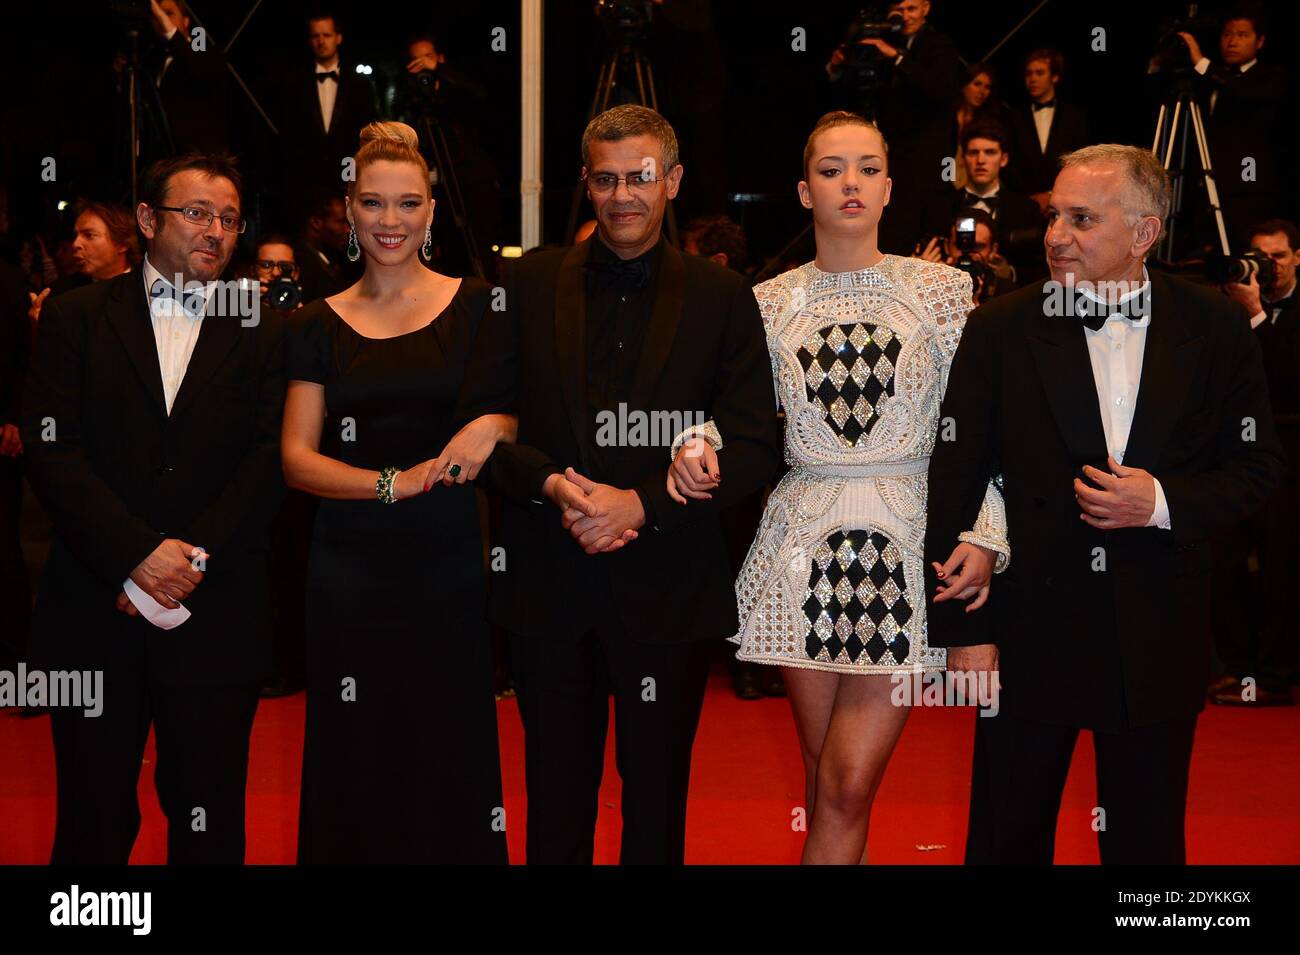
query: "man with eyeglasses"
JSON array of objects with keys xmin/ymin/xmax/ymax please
[
  {"xmin": 21, "ymin": 153, "xmax": 286, "ymax": 864},
  {"xmin": 454, "ymin": 105, "xmax": 781, "ymax": 864}
]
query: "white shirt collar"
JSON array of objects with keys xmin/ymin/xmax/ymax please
[
  {"xmin": 1238, "ymin": 58, "xmax": 1258, "ymax": 73},
  {"xmin": 316, "ymin": 58, "xmax": 340, "ymax": 73},
  {"xmin": 965, "ymin": 181, "xmax": 1001, "ymax": 199}
]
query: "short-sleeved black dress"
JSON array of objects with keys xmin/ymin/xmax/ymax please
[{"xmin": 286, "ymin": 278, "xmax": 507, "ymax": 864}]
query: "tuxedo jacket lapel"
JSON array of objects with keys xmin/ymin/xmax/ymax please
[
  {"xmin": 1122, "ymin": 272, "xmax": 1205, "ymax": 470},
  {"xmin": 107, "ymin": 269, "xmax": 167, "ymax": 418},
  {"xmin": 1026, "ymin": 284, "xmax": 1109, "ymax": 465},
  {"xmin": 554, "ymin": 240, "xmax": 594, "ymax": 472},
  {"xmin": 170, "ymin": 301, "xmax": 241, "ymax": 418}
]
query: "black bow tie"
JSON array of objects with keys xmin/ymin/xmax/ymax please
[
  {"xmin": 1075, "ymin": 292, "xmax": 1149, "ymax": 332},
  {"xmin": 1032, "ymin": 99, "xmax": 1056, "ymax": 111},
  {"xmin": 317, "ymin": 70, "xmax": 339, "ymax": 83},
  {"xmin": 150, "ymin": 277, "xmax": 206, "ymax": 315},
  {"xmin": 585, "ymin": 256, "xmax": 650, "ymax": 288},
  {"xmin": 962, "ymin": 191, "xmax": 998, "ymax": 211}
]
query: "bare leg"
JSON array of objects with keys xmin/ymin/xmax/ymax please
[
  {"xmin": 781, "ymin": 666, "xmax": 839, "ymax": 821},
  {"xmin": 802, "ymin": 673, "xmax": 911, "ymax": 865}
]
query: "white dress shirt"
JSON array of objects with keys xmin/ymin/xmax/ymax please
[
  {"xmin": 125, "ymin": 257, "xmax": 212, "ymax": 627},
  {"xmin": 142, "ymin": 256, "xmax": 209, "ymax": 415},
  {"xmin": 1032, "ymin": 102, "xmax": 1055, "ymax": 153},
  {"xmin": 316, "ymin": 58, "xmax": 340, "ymax": 133},
  {"xmin": 1079, "ymin": 267, "xmax": 1171, "ymax": 529},
  {"xmin": 1249, "ymin": 282, "xmax": 1295, "ymax": 329}
]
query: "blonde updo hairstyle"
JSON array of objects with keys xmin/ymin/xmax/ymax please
[{"xmin": 346, "ymin": 121, "xmax": 432, "ymax": 203}]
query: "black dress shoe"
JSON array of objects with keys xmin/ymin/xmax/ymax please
[
  {"xmin": 259, "ymin": 676, "xmax": 303, "ymax": 698},
  {"xmin": 762, "ymin": 669, "xmax": 787, "ymax": 698},
  {"xmin": 1206, "ymin": 674, "xmax": 1240, "ymax": 696},
  {"xmin": 1211, "ymin": 685, "xmax": 1294, "ymax": 707},
  {"xmin": 733, "ymin": 665, "xmax": 765, "ymax": 701}
]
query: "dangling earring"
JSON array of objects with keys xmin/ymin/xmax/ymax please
[
  {"xmin": 420, "ymin": 225, "xmax": 433, "ymax": 262},
  {"xmin": 346, "ymin": 226, "xmax": 360, "ymax": 263}
]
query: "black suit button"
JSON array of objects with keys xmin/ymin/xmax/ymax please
[{"xmin": 1044, "ymin": 576, "xmax": 1055, "ymax": 588}]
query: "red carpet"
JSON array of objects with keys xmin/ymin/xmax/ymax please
[{"xmin": 2, "ymin": 668, "xmax": 1298, "ymax": 864}]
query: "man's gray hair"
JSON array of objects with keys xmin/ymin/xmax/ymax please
[
  {"xmin": 1058, "ymin": 144, "xmax": 1172, "ymax": 230},
  {"xmin": 581, "ymin": 105, "xmax": 680, "ymax": 171}
]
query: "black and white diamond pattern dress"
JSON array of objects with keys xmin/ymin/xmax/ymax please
[{"xmin": 732, "ymin": 256, "xmax": 1010, "ymax": 674}]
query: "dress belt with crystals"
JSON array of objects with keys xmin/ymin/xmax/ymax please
[{"xmin": 787, "ymin": 458, "xmax": 930, "ymax": 478}]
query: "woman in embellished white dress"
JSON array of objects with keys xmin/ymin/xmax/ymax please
[{"xmin": 669, "ymin": 112, "xmax": 1009, "ymax": 863}]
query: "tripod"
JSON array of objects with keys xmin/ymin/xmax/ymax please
[
  {"xmin": 564, "ymin": 29, "xmax": 679, "ymax": 247},
  {"xmin": 119, "ymin": 27, "xmax": 174, "ymax": 208},
  {"xmin": 1151, "ymin": 73, "xmax": 1231, "ymax": 262},
  {"xmin": 410, "ymin": 79, "xmax": 487, "ymax": 280}
]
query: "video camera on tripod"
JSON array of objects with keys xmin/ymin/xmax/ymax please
[
  {"xmin": 839, "ymin": 6, "xmax": 905, "ymax": 94},
  {"xmin": 596, "ymin": 0, "xmax": 654, "ymax": 43}
]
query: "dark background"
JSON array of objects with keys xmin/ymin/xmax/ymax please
[{"xmin": 4, "ymin": 0, "xmax": 1297, "ymax": 264}]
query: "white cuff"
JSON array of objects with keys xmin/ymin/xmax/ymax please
[
  {"xmin": 1148, "ymin": 478, "xmax": 1172, "ymax": 530},
  {"xmin": 123, "ymin": 578, "xmax": 191, "ymax": 629},
  {"xmin": 1249, "ymin": 310, "xmax": 1267, "ymax": 329},
  {"xmin": 669, "ymin": 419, "xmax": 723, "ymax": 461},
  {"xmin": 1194, "ymin": 56, "xmax": 1210, "ymax": 75}
]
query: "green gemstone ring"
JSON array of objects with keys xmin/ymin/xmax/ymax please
[{"xmin": 448, "ymin": 463, "xmax": 462, "ymax": 478}]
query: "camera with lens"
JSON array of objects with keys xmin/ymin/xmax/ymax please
[
  {"xmin": 266, "ymin": 277, "xmax": 303, "ymax": 311},
  {"xmin": 950, "ymin": 216, "xmax": 993, "ymax": 300},
  {"xmin": 1150, "ymin": 6, "xmax": 1218, "ymax": 76},
  {"xmin": 839, "ymin": 6, "xmax": 905, "ymax": 93},
  {"xmin": 596, "ymin": 0, "xmax": 653, "ymax": 42},
  {"xmin": 1204, "ymin": 249, "xmax": 1277, "ymax": 296}
]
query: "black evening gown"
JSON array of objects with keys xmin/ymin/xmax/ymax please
[{"xmin": 287, "ymin": 278, "xmax": 507, "ymax": 864}]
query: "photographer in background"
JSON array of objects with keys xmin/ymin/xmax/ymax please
[
  {"xmin": 920, "ymin": 122, "xmax": 1044, "ymax": 282},
  {"xmin": 246, "ymin": 235, "xmax": 309, "ymax": 700},
  {"xmin": 142, "ymin": 0, "xmax": 230, "ymax": 159},
  {"xmin": 914, "ymin": 208, "xmax": 1013, "ymax": 303},
  {"xmin": 399, "ymin": 32, "xmax": 499, "ymax": 279},
  {"xmin": 827, "ymin": 0, "xmax": 961, "ymax": 254},
  {"xmin": 1209, "ymin": 218, "xmax": 1300, "ymax": 707},
  {"xmin": 1176, "ymin": 5, "xmax": 1287, "ymax": 246},
  {"xmin": 248, "ymin": 234, "xmax": 303, "ymax": 314}
]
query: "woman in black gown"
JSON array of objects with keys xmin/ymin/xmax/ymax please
[{"xmin": 282, "ymin": 122, "xmax": 513, "ymax": 863}]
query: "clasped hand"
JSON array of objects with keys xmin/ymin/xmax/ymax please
[{"xmin": 549, "ymin": 467, "xmax": 643, "ymax": 555}]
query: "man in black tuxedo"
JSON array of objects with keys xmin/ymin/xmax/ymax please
[
  {"xmin": 1177, "ymin": 9, "xmax": 1287, "ymax": 247},
  {"xmin": 827, "ymin": 0, "xmax": 962, "ymax": 254},
  {"xmin": 277, "ymin": 11, "xmax": 378, "ymax": 230},
  {"xmin": 455, "ymin": 105, "xmax": 780, "ymax": 864},
  {"xmin": 1211, "ymin": 218, "xmax": 1300, "ymax": 706},
  {"xmin": 921, "ymin": 122, "xmax": 1044, "ymax": 282},
  {"xmin": 925, "ymin": 144, "xmax": 1285, "ymax": 863},
  {"xmin": 1006, "ymin": 49, "xmax": 1090, "ymax": 215},
  {"xmin": 21, "ymin": 154, "xmax": 285, "ymax": 864},
  {"xmin": 145, "ymin": 0, "xmax": 230, "ymax": 157}
]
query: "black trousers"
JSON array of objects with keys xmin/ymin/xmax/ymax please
[
  {"xmin": 965, "ymin": 708, "xmax": 1198, "ymax": 865},
  {"xmin": 1215, "ymin": 481, "xmax": 1299, "ymax": 692},
  {"xmin": 49, "ymin": 663, "xmax": 260, "ymax": 865},
  {"xmin": 508, "ymin": 589, "xmax": 713, "ymax": 865}
]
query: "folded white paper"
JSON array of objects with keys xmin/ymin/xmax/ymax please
[{"xmin": 123, "ymin": 577, "xmax": 192, "ymax": 630}]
